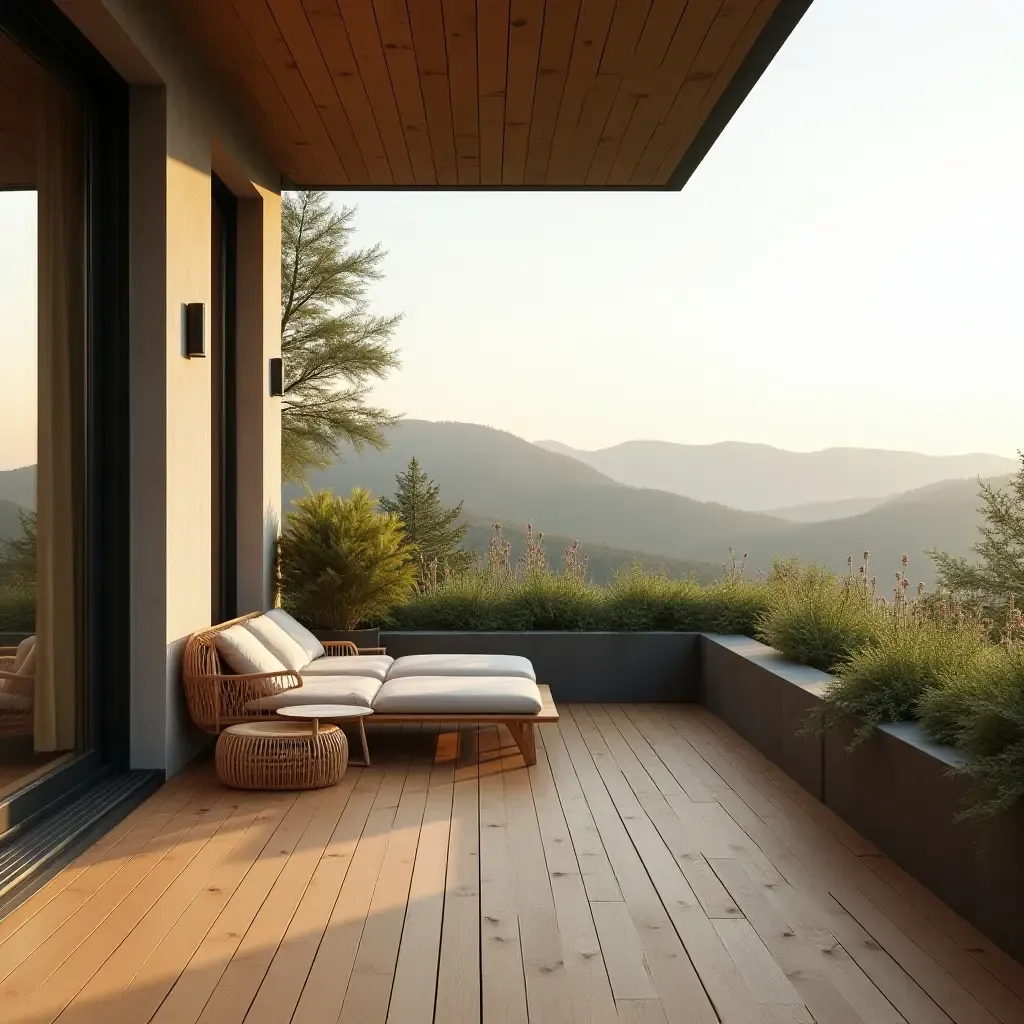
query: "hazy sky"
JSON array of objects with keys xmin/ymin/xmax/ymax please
[{"xmin": 1, "ymin": 0, "xmax": 1022, "ymax": 470}]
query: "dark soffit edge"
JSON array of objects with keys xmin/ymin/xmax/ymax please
[{"xmin": 666, "ymin": 0, "xmax": 814, "ymax": 191}]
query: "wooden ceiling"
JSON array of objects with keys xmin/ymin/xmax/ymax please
[
  {"xmin": 166, "ymin": 0, "xmax": 810, "ymax": 189},
  {"xmin": 0, "ymin": 32, "xmax": 43, "ymax": 189}
]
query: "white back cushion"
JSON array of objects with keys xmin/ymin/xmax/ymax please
[
  {"xmin": 266, "ymin": 609, "xmax": 325, "ymax": 663},
  {"xmin": 244, "ymin": 615, "xmax": 310, "ymax": 671},
  {"xmin": 13, "ymin": 635, "xmax": 36, "ymax": 675},
  {"xmin": 386, "ymin": 654, "xmax": 536, "ymax": 682},
  {"xmin": 214, "ymin": 624, "xmax": 287, "ymax": 676}
]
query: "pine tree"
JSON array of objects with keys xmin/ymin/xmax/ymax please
[
  {"xmin": 930, "ymin": 452, "xmax": 1024, "ymax": 620},
  {"xmin": 378, "ymin": 458, "xmax": 474, "ymax": 583},
  {"xmin": 281, "ymin": 190, "xmax": 402, "ymax": 482}
]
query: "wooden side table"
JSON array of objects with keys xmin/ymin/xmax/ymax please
[
  {"xmin": 277, "ymin": 705, "xmax": 374, "ymax": 766},
  {"xmin": 215, "ymin": 720, "xmax": 347, "ymax": 790}
]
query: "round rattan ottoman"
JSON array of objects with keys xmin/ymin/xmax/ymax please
[{"xmin": 215, "ymin": 721, "xmax": 348, "ymax": 790}]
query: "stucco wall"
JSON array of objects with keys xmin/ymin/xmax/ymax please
[{"xmin": 61, "ymin": 0, "xmax": 282, "ymax": 775}]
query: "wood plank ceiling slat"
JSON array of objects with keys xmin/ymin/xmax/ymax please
[
  {"xmin": 231, "ymin": 0, "xmax": 349, "ymax": 183},
  {"xmin": 582, "ymin": 0, "xmax": 683, "ymax": 185},
  {"xmin": 302, "ymin": 0, "xmax": 393, "ymax": 185},
  {"xmin": 570, "ymin": 0, "xmax": 653, "ymax": 185},
  {"xmin": 338, "ymin": 0, "xmax": 415, "ymax": 184},
  {"xmin": 502, "ymin": 0, "xmax": 544, "ymax": 185},
  {"xmin": 265, "ymin": 0, "xmax": 370, "ymax": 184},
  {"xmin": 477, "ymin": 0, "xmax": 510, "ymax": 185},
  {"xmin": 648, "ymin": 0, "xmax": 777, "ymax": 184},
  {"xmin": 442, "ymin": 0, "xmax": 480, "ymax": 185},
  {"xmin": 596, "ymin": 0, "xmax": 716, "ymax": 187},
  {"xmin": 609, "ymin": 0, "xmax": 762, "ymax": 186},
  {"xmin": 547, "ymin": 0, "xmax": 616, "ymax": 185},
  {"xmin": 523, "ymin": 0, "xmax": 581, "ymax": 185},
  {"xmin": 408, "ymin": 0, "xmax": 458, "ymax": 185},
  {"xmin": 372, "ymin": 0, "xmax": 436, "ymax": 185},
  {"xmin": 179, "ymin": 0, "xmax": 321, "ymax": 181}
]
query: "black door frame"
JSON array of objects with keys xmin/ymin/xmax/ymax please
[
  {"xmin": 0, "ymin": 2, "xmax": 131, "ymax": 774},
  {"xmin": 211, "ymin": 176, "xmax": 238, "ymax": 623}
]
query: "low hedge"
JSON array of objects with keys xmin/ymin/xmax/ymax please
[{"xmin": 379, "ymin": 567, "xmax": 771, "ymax": 636}]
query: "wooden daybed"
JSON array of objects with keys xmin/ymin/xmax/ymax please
[{"xmin": 182, "ymin": 612, "xmax": 557, "ymax": 766}]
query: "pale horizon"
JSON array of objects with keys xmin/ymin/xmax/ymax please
[{"xmin": 2, "ymin": 0, "xmax": 1023, "ymax": 468}]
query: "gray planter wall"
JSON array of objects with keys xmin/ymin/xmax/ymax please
[
  {"xmin": 702, "ymin": 634, "xmax": 1024, "ymax": 965},
  {"xmin": 701, "ymin": 635, "xmax": 828, "ymax": 799},
  {"xmin": 825, "ymin": 722, "xmax": 1024, "ymax": 965},
  {"xmin": 380, "ymin": 631, "xmax": 700, "ymax": 702}
]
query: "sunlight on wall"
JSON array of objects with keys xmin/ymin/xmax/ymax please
[{"xmin": 0, "ymin": 191, "xmax": 37, "ymax": 470}]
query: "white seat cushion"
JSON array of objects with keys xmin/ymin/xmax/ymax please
[
  {"xmin": 245, "ymin": 675, "xmax": 382, "ymax": 711},
  {"xmin": 214, "ymin": 624, "xmax": 287, "ymax": 676},
  {"xmin": 300, "ymin": 655, "xmax": 393, "ymax": 682},
  {"xmin": 372, "ymin": 676, "xmax": 543, "ymax": 715},
  {"xmin": 244, "ymin": 615, "xmax": 310, "ymax": 671},
  {"xmin": 386, "ymin": 654, "xmax": 536, "ymax": 682},
  {"xmin": 266, "ymin": 608, "xmax": 325, "ymax": 663}
]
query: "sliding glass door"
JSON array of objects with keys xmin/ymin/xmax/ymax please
[{"xmin": 0, "ymin": 2, "xmax": 129, "ymax": 818}]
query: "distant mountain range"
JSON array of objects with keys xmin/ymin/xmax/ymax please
[
  {"xmin": 535, "ymin": 439, "xmax": 1015, "ymax": 512},
  {"xmin": 285, "ymin": 420, "xmax": 1011, "ymax": 586},
  {"xmin": 0, "ymin": 429, "xmax": 1006, "ymax": 590}
]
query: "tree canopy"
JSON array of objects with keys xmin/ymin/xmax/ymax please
[{"xmin": 280, "ymin": 190, "xmax": 401, "ymax": 481}]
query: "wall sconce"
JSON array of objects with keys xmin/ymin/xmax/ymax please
[
  {"xmin": 184, "ymin": 302, "xmax": 206, "ymax": 357},
  {"xmin": 269, "ymin": 357, "xmax": 284, "ymax": 397}
]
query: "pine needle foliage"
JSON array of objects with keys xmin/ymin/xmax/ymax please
[
  {"xmin": 281, "ymin": 191, "xmax": 401, "ymax": 482},
  {"xmin": 929, "ymin": 453, "xmax": 1024, "ymax": 625},
  {"xmin": 278, "ymin": 488, "xmax": 417, "ymax": 630},
  {"xmin": 804, "ymin": 618, "xmax": 988, "ymax": 746},
  {"xmin": 378, "ymin": 457, "xmax": 474, "ymax": 584}
]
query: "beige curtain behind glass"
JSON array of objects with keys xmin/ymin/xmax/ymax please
[{"xmin": 34, "ymin": 74, "xmax": 85, "ymax": 753}]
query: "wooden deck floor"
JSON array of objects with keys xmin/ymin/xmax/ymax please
[{"xmin": 1, "ymin": 705, "xmax": 1022, "ymax": 1024}]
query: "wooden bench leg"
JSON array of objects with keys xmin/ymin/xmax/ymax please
[{"xmin": 506, "ymin": 722, "xmax": 537, "ymax": 766}]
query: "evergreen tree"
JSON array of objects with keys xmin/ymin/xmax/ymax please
[
  {"xmin": 378, "ymin": 458, "xmax": 474, "ymax": 583},
  {"xmin": 281, "ymin": 190, "xmax": 402, "ymax": 481},
  {"xmin": 930, "ymin": 452, "xmax": 1024, "ymax": 619}
]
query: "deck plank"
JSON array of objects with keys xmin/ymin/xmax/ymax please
[{"xmin": 0, "ymin": 704, "xmax": 1020, "ymax": 1024}]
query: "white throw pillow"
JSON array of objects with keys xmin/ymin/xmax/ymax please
[
  {"xmin": 244, "ymin": 615, "xmax": 310, "ymax": 671},
  {"xmin": 214, "ymin": 624, "xmax": 287, "ymax": 676},
  {"xmin": 266, "ymin": 609, "xmax": 325, "ymax": 663}
]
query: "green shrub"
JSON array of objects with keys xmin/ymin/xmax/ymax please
[
  {"xmin": 0, "ymin": 583, "xmax": 34, "ymax": 631},
  {"xmin": 805, "ymin": 618, "xmax": 987, "ymax": 745},
  {"xmin": 279, "ymin": 488, "xmax": 417, "ymax": 630},
  {"xmin": 757, "ymin": 564, "xmax": 879, "ymax": 672},
  {"xmin": 382, "ymin": 563, "xmax": 772, "ymax": 633},
  {"xmin": 942, "ymin": 647, "xmax": 1024, "ymax": 819}
]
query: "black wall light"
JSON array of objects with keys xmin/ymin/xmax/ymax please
[
  {"xmin": 184, "ymin": 302, "xmax": 206, "ymax": 357},
  {"xmin": 269, "ymin": 357, "xmax": 284, "ymax": 397}
]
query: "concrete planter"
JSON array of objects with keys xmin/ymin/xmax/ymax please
[
  {"xmin": 313, "ymin": 627, "xmax": 381, "ymax": 650},
  {"xmin": 702, "ymin": 634, "xmax": 1024, "ymax": 964},
  {"xmin": 700, "ymin": 635, "xmax": 828, "ymax": 799},
  {"xmin": 825, "ymin": 722, "xmax": 1024, "ymax": 964},
  {"xmin": 380, "ymin": 630, "xmax": 700, "ymax": 702}
]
